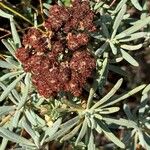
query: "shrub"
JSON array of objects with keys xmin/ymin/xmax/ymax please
[{"xmin": 0, "ymin": 0, "xmax": 150, "ymax": 149}]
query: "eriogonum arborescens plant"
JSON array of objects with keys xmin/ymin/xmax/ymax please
[
  {"xmin": 0, "ymin": 0, "xmax": 150, "ymax": 149},
  {"xmin": 15, "ymin": 0, "xmax": 96, "ymax": 98}
]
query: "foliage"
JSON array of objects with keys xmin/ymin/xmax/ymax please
[{"xmin": 0, "ymin": 0, "xmax": 150, "ymax": 149}]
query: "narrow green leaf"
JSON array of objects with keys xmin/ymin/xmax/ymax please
[
  {"xmin": 52, "ymin": 119, "xmax": 79, "ymax": 140},
  {"xmin": 96, "ymin": 107, "xmax": 120, "ymax": 114},
  {"xmin": 60, "ymin": 116, "xmax": 79, "ymax": 129},
  {"xmin": 0, "ymin": 138, "xmax": 8, "ymax": 150},
  {"xmin": 0, "ymin": 106, "xmax": 15, "ymax": 117},
  {"xmin": 110, "ymin": 57, "xmax": 123, "ymax": 63},
  {"xmin": 102, "ymin": 23, "xmax": 110, "ymax": 38},
  {"xmin": 94, "ymin": 114, "xmax": 103, "ymax": 120},
  {"xmin": 95, "ymin": 122, "xmax": 102, "ymax": 134},
  {"xmin": 101, "ymin": 84, "xmax": 146, "ymax": 108},
  {"xmin": 120, "ymin": 44, "xmax": 142, "ymax": 50},
  {"xmin": 95, "ymin": 42, "xmax": 109, "ymax": 56},
  {"xmin": 60, "ymin": 123, "xmax": 81, "ymax": 142},
  {"xmin": 109, "ymin": 41, "xmax": 117, "ymax": 55},
  {"xmin": 86, "ymin": 116, "xmax": 92, "ymax": 128},
  {"xmin": 43, "ymin": 118, "xmax": 62, "ymax": 143},
  {"xmin": 34, "ymin": 13, "xmax": 37, "ymax": 28},
  {"xmin": 25, "ymin": 109, "xmax": 37, "ymax": 126},
  {"xmin": 131, "ymin": 0, "xmax": 142, "ymax": 11},
  {"xmin": 123, "ymin": 104, "xmax": 134, "ymax": 120},
  {"xmin": 43, "ymin": 9, "xmax": 49, "ymax": 17},
  {"xmin": 7, "ymin": 38, "xmax": 17, "ymax": 51},
  {"xmin": 120, "ymin": 49, "xmax": 139, "ymax": 66},
  {"xmin": 5, "ymin": 57, "xmax": 20, "ymax": 67},
  {"xmin": 92, "ymin": 78, "xmax": 123, "ymax": 109},
  {"xmin": 0, "ymin": 82, "xmax": 18, "ymax": 105},
  {"xmin": 115, "ymin": 16, "xmax": 150, "ymax": 39},
  {"xmin": 98, "ymin": 121, "xmax": 125, "ymax": 148},
  {"xmin": 0, "ymin": 60, "xmax": 16, "ymax": 69},
  {"xmin": 0, "ymin": 127, "xmax": 35, "ymax": 147},
  {"xmin": 21, "ymin": 117, "xmax": 39, "ymax": 148},
  {"xmin": 10, "ymin": 17, "xmax": 21, "ymax": 48},
  {"xmin": 118, "ymin": 32, "xmax": 147, "ymax": 42},
  {"xmin": 0, "ymin": 71, "xmax": 23, "ymax": 81},
  {"xmin": 94, "ymin": 2, "xmax": 104, "ymax": 10},
  {"xmin": 140, "ymin": 0, "xmax": 147, "ymax": 19},
  {"xmin": 112, "ymin": 4, "xmax": 126, "ymax": 38},
  {"xmin": 12, "ymin": 109, "xmax": 22, "ymax": 128},
  {"xmin": 0, "ymin": 9, "xmax": 12, "ymax": 18},
  {"xmin": 97, "ymin": 57, "xmax": 108, "ymax": 93},
  {"xmin": 75, "ymin": 119, "xmax": 88, "ymax": 145},
  {"xmin": 35, "ymin": 114, "xmax": 46, "ymax": 127},
  {"xmin": 0, "ymin": 73, "xmax": 25, "ymax": 102},
  {"xmin": 142, "ymin": 132, "xmax": 150, "ymax": 150},
  {"xmin": 2, "ymin": 39, "xmax": 16, "ymax": 57},
  {"xmin": 142, "ymin": 84, "xmax": 150, "ymax": 95},
  {"xmin": 145, "ymin": 123, "xmax": 150, "ymax": 129},
  {"xmin": 90, "ymin": 116, "xmax": 97, "ymax": 129},
  {"xmin": 88, "ymin": 130, "xmax": 95, "ymax": 150},
  {"xmin": 112, "ymin": 0, "xmax": 127, "ymax": 14},
  {"xmin": 139, "ymin": 94, "xmax": 148, "ymax": 116},
  {"xmin": 138, "ymin": 130, "xmax": 146, "ymax": 148},
  {"xmin": 102, "ymin": 117, "xmax": 137, "ymax": 128},
  {"xmin": 43, "ymin": 3, "xmax": 51, "ymax": 9},
  {"xmin": 11, "ymin": 89, "xmax": 20, "ymax": 102},
  {"xmin": 17, "ymin": 73, "xmax": 31, "ymax": 109}
]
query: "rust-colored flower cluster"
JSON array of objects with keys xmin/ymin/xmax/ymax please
[
  {"xmin": 44, "ymin": 0, "xmax": 96, "ymax": 32},
  {"xmin": 15, "ymin": 0, "xmax": 96, "ymax": 98}
]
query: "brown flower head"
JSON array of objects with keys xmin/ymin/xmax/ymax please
[
  {"xmin": 67, "ymin": 33, "xmax": 89, "ymax": 51},
  {"xmin": 15, "ymin": 0, "xmax": 97, "ymax": 98},
  {"xmin": 70, "ymin": 51, "xmax": 96, "ymax": 77},
  {"xmin": 23, "ymin": 28, "xmax": 48, "ymax": 52},
  {"xmin": 44, "ymin": 0, "xmax": 96, "ymax": 33}
]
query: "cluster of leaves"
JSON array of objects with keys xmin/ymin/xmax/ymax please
[{"xmin": 0, "ymin": 0, "xmax": 150, "ymax": 149}]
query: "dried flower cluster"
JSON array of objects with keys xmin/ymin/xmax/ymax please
[{"xmin": 15, "ymin": 0, "xmax": 96, "ymax": 98}]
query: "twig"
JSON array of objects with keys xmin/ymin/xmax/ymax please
[
  {"xmin": 39, "ymin": 0, "xmax": 44, "ymax": 21},
  {"xmin": 0, "ymin": 23, "xmax": 44, "ymax": 40},
  {"xmin": 0, "ymin": 28, "xmax": 11, "ymax": 34},
  {"xmin": 109, "ymin": 0, "xmax": 117, "ymax": 7}
]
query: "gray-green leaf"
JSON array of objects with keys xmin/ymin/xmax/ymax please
[{"xmin": 120, "ymin": 49, "xmax": 139, "ymax": 66}]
